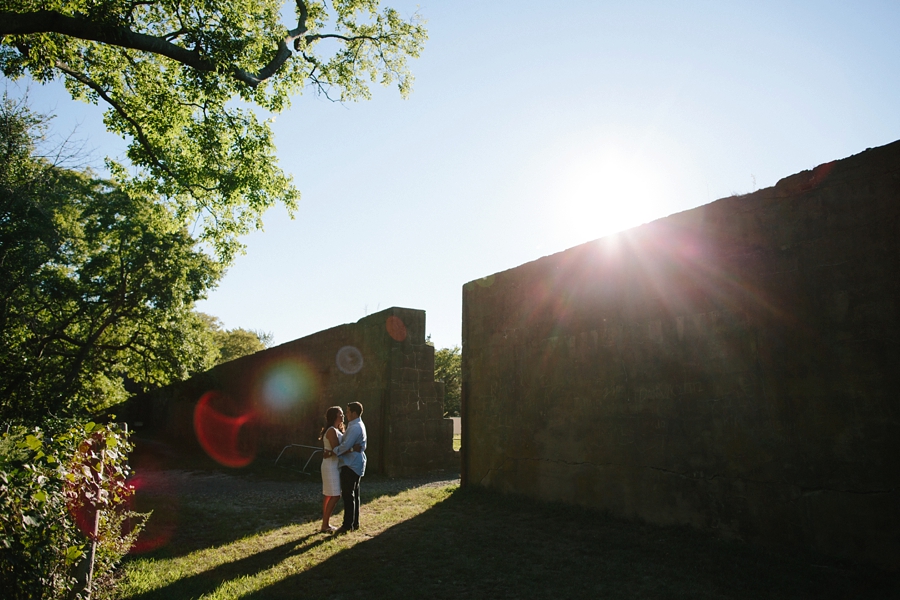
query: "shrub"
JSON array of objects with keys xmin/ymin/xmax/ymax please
[{"xmin": 0, "ymin": 420, "xmax": 145, "ymax": 599}]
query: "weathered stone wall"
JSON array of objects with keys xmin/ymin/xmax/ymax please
[
  {"xmin": 127, "ymin": 307, "xmax": 456, "ymax": 476},
  {"xmin": 461, "ymin": 141, "xmax": 900, "ymax": 568}
]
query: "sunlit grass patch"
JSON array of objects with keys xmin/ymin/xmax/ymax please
[{"xmin": 117, "ymin": 482, "xmax": 454, "ymax": 600}]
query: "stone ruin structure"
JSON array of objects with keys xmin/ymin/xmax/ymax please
[
  {"xmin": 461, "ymin": 140, "xmax": 900, "ymax": 568},
  {"xmin": 126, "ymin": 307, "xmax": 457, "ymax": 476}
]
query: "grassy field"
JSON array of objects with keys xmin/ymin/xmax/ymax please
[
  {"xmin": 453, "ymin": 434, "xmax": 461, "ymax": 451},
  {"xmin": 115, "ymin": 467, "xmax": 900, "ymax": 600}
]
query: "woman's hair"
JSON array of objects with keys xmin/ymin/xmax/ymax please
[{"xmin": 318, "ymin": 406, "xmax": 344, "ymax": 440}]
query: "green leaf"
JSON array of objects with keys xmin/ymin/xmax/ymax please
[
  {"xmin": 65, "ymin": 545, "xmax": 85, "ymax": 565},
  {"xmin": 23, "ymin": 435, "xmax": 42, "ymax": 451}
]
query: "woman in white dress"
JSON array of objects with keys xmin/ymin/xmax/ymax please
[{"xmin": 318, "ymin": 406, "xmax": 344, "ymax": 532}]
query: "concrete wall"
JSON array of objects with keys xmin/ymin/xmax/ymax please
[
  {"xmin": 461, "ymin": 141, "xmax": 900, "ymax": 568},
  {"xmin": 128, "ymin": 307, "xmax": 456, "ymax": 476}
]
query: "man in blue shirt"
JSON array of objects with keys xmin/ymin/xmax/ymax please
[{"xmin": 331, "ymin": 401, "xmax": 367, "ymax": 533}]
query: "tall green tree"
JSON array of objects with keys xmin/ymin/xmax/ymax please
[
  {"xmin": 0, "ymin": 0, "xmax": 427, "ymax": 262},
  {"xmin": 434, "ymin": 345, "xmax": 460, "ymax": 417},
  {"xmin": 199, "ymin": 313, "xmax": 273, "ymax": 364},
  {"xmin": 0, "ymin": 98, "xmax": 220, "ymax": 424}
]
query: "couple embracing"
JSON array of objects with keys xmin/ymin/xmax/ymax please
[{"xmin": 318, "ymin": 402, "xmax": 366, "ymax": 533}]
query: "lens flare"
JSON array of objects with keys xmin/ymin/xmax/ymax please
[
  {"xmin": 336, "ymin": 345, "xmax": 364, "ymax": 374},
  {"xmin": 256, "ymin": 359, "xmax": 317, "ymax": 411},
  {"xmin": 126, "ymin": 468, "xmax": 177, "ymax": 553},
  {"xmin": 476, "ymin": 275, "xmax": 495, "ymax": 288},
  {"xmin": 386, "ymin": 315, "xmax": 407, "ymax": 342},
  {"xmin": 67, "ymin": 496, "xmax": 99, "ymax": 541},
  {"xmin": 193, "ymin": 391, "xmax": 256, "ymax": 468}
]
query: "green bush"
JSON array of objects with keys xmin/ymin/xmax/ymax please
[{"xmin": 0, "ymin": 420, "xmax": 145, "ymax": 599}]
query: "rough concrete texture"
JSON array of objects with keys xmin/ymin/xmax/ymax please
[
  {"xmin": 126, "ymin": 307, "xmax": 456, "ymax": 476},
  {"xmin": 461, "ymin": 141, "xmax": 900, "ymax": 568}
]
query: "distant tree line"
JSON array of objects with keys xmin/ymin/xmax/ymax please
[{"xmin": 200, "ymin": 314, "xmax": 274, "ymax": 365}]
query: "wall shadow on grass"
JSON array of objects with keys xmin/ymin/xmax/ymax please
[{"xmin": 243, "ymin": 487, "xmax": 900, "ymax": 600}]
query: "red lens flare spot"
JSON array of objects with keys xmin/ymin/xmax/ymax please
[
  {"xmin": 68, "ymin": 500, "xmax": 99, "ymax": 541},
  {"xmin": 193, "ymin": 391, "xmax": 257, "ymax": 468},
  {"xmin": 386, "ymin": 315, "xmax": 407, "ymax": 342},
  {"xmin": 126, "ymin": 470, "xmax": 177, "ymax": 554}
]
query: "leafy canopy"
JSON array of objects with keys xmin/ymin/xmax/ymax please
[
  {"xmin": 199, "ymin": 313, "xmax": 273, "ymax": 364},
  {"xmin": 0, "ymin": 0, "xmax": 427, "ymax": 262},
  {"xmin": 0, "ymin": 97, "xmax": 221, "ymax": 424}
]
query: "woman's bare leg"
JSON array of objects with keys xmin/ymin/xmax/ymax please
[{"xmin": 322, "ymin": 495, "xmax": 340, "ymax": 529}]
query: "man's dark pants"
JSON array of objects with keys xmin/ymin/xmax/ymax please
[{"xmin": 340, "ymin": 466, "xmax": 361, "ymax": 530}]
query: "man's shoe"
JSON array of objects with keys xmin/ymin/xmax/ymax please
[{"xmin": 334, "ymin": 526, "xmax": 351, "ymax": 534}]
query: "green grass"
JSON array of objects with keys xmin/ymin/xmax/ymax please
[
  {"xmin": 118, "ymin": 481, "xmax": 452, "ymax": 599},
  {"xmin": 115, "ymin": 470, "xmax": 900, "ymax": 600},
  {"xmin": 452, "ymin": 434, "xmax": 461, "ymax": 451}
]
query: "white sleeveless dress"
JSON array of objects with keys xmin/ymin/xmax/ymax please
[{"xmin": 322, "ymin": 427, "xmax": 342, "ymax": 496}]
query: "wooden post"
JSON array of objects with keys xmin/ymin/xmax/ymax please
[{"xmin": 69, "ymin": 508, "xmax": 99, "ymax": 600}]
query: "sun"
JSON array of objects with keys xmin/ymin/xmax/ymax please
[{"xmin": 550, "ymin": 143, "xmax": 671, "ymax": 246}]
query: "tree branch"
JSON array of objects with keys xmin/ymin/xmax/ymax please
[
  {"xmin": 305, "ymin": 33, "xmax": 380, "ymax": 44},
  {"xmin": 2, "ymin": 4, "xmax": 313, "ymax": 88},
  {"xmin": 300, "ymin": 52, "xmax": 340, "ymax": 102},
  {"xmin": 53, "ymin": 61, "xmax": 171, "ymax": 179},
  {"xmin": 2, "ymin": 11, "xmax": 216, "ymax": 73},
  {"xmin": 54, "ymin": 61, "xmax": 222, "ymax": 207}
]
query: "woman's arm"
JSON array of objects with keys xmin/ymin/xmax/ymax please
[
  {"xmin": 325, "ymin": 427, "xmax": 338, "ymax": 447},
  {"xmin": 323, "ymin": 427, "xmax": 339, "ymax": 457}
]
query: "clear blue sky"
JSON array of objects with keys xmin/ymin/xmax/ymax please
[{"xmin": 8, "ymin": 0, "xmax": 900, "ymax": 349}]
